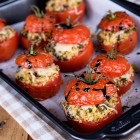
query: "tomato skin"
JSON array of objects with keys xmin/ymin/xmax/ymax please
[
  {"xmin": 90, "ymin": 55, "xmax": 130, "ymax": 77},
  {"xmin": 16, "ymin": 72, "xmax": 62, "ymax": 101},
  {"xmin": 64, "ymin": 74, "xmax": 117, "ymax": 105},
  {"xmin": 52, "ymin": 24, "xmax": 90, "ymax": 44},
  {"xmin": 0, "ymin": 32, "xmax": 18, "ymax": 62},
  {"xmin": 46, "ymin": 1, "xmax": 85, "ymax": 23},
  {"xmin": 24, "ymin": 14, "xmax": 55, "ymax": 33},
  {"xmin": 99, "ymin": 30, "xmax": 137, "ymax": 54},
  {"xmin": 98, "ymin": 11, "xmax": 137, "ymax": 54},
  {"xmin": 118, "ymin": 75, "xmax": 134, "ymax": 96},
  {"xmin": 20, "ymin": 14, "xmax": 55, "ymax": 49},
  {"xmin": 15, "ymin": 50, "xmax": 54, "ymax": 68},
  {"xmin": 20, "ymin": 34, "xmax": 31, "ymax": 50},
  {"xmin": 54, "ymin": 39, "xmax": 94, "ymax": 72},
  {"xmin": 67, "ymin": 96, "xmax": 122, "ymax": 133},
  {"xmin": 98, "ymin": 11, "xmax": 135, "ymax": 32},
  {"xmin": 90, "ymin": 55, "xmax": 133, "ymax": 96}
]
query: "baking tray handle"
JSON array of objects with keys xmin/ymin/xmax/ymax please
[{"xmin": 101, "ymin": 103, "xmax": 140, "ymax": 138}]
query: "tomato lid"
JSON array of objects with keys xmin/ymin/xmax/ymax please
[
  {"xmin": 24, "ymin": 14, "xmax": 55, "ymax": 33},
  {"xmin": 15, "ymin": 50, "xmax": 54, "ymax": 68},
  {"xmin": 64, "ymin": 73, "xmax": 117, "ymax": 105},
  {"xmin": 52, "ymin": 24, "xmax": 90, "ymax": 44},
  {"xmin": 90, "ymin": 54, "xmax": 131, "ymax": 77},
  {"xmin": 98, "ymin": 11, "xmax": 135, "ymax": 32}
]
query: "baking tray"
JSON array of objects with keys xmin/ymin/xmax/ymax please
[{"xmin": 0, "ymin": 0, "xmax": 140, "ymax": 139}]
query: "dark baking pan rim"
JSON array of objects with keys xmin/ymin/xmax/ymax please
[{"xmin": 0, "ymin": 0, "xmax": 140, "ymax": 139}]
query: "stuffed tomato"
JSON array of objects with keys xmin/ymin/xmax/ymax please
[
  {"xmin": 0, "ymin": 18, "xmax": 18, "ymax": 62},
  {"xmin": 90, "ymin": 53, "xmax": 134, "ymax": 96},
  {"xmin": 45, "ymin": 0, "xmax": 85, "ymax": 23},
  {"xmin": 20, "ymin": 6, "xmax": 55, "ymax": 49},
  {"xmin": 61, "ymin": 73, "xmax": 122, "ymax": 133},
  {"xmin": 97, "ymin": 11, "xmax": 137, "ymax": 54},
  {"xmin": 15, "ymin": 49, "xmax": 62, "ymax": 101},
  {"xmin": 45, "ymin": 23, "xmax": 94, "ymax": 72}
]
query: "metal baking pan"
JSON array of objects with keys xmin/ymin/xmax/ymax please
[{"xmin": 0, "ymin": 0, "xmax": 140, "ymax": 139}]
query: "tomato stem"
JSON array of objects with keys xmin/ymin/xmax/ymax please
[
  {"xmin": 31, "ymin": 5, "xmax": 45, "ymax": 18},
  {"xmin": 107, "ymin": 47, "xmax": 116, "ymax": 60},
  {"xmin": 64, "ymin": 69, "xmax": 105, "ymax": 85},
  {"xmin": 108, "ymin": 10, "xmax": 116, "ymax": 20},
  {"xmin": 29, "ymin": 44, "xmax": 34, "ymax": 55}
]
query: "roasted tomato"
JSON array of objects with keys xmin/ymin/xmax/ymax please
[
  {"xmin": 90, "ymin": 51, "xmax": 134, "ymax": 96},
  {"xmin": 0, "ymin": 18, "xmax": 6, "ymax": 29},
  {"xmin": 45, "ymin": 0, "xmax": 85, "ymax": 23},
  {"xmin": 20, "ymin": 6, "xmax": 55, "ymax": 49},
  {"xmin": 45, "ymin": 23, "xmax": 94, "ymax": 72},
  {"xmin": 97, "ymin": 11, "xmax": 138, "ymax": 54},
  {"xmin": 15, "ymin": 49, "xmax": 62, "ymax": 101},
  {"xmin": 0, "ymin": 18, "xmax": 18, "ymax": 62},
  {"xmin": 61, "ymin": 73, "xmax": 122, "ymax": 133}
]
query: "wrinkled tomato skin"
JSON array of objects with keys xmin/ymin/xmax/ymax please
[
  {"xmin": 90, "ymin": 55, "xmax": 133, "ymax": 96},
  {"xmin": 55, "ymin": 39, "xmax": 94, "ymax": 72},
  {"xmin": 90, "ymin": 55, "xmax": 130, "ymax": 77},
  {"xmin": 15, "ymin": 50, "xmax": 54, "ymax": 68},
  {"xmin": 0, "ymin": 32, "xmax": 18, "ymax": 62},
  {"xmin": 16, "ymin": 72, "xmax": 62, "ymax": 101},
  {"xmin": 98, "ymin": 11, "xmax": 135, "ymax": 32},
  {"xmin": 46, "ymin": 1, "xmax": 85, "ymax": 23},
  {"xmin": 24, "ymin": 14, "xmax": 55, "ymax": 33},
  {"xmin": 52, "ymin": 24, "xmax": 90, "ymax": 44},
  {"xmin": 64, "ymin": 75, "xmax": 117, "ymax": 105},
  {"xmin": 118, "ymin": 75, "xmax": 134, "ymax": 96},
  {"xmin": 20, "ymin": 34, "xmax": 30, "ymax": 50},
  {"xmin": 67, "ymin": 96, "xmax": 122, "ymax": 133},
  {"xmin": 99, "ymin": 30, "xmax": 137, "ymax": 54}
]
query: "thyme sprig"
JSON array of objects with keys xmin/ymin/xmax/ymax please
[
  {"xmin": 31, "ymin": 5, "xmax": 45, "ymax": 18},
  {"xmin": 107, "ymin": 47, "xmax": 117, "ymax": 60},
  {"xmin": 64, "ymin": 65, "xmax": 106, "ymax": 85},
  {"xmin": 55, "ymin": 15, "xmax": 80, "ymax": 29}
]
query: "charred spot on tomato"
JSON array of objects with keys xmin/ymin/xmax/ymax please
[
  {"xmin": 26, "ymin": 59, "xmax": 32, "ymax": 69},
  {"xmin": 118, "ymin": 25, "xmax": 125, "ymax": 31},
  {"xmin": 75, "ymin": 82, "xmax": 79, "ymax": 86},
  {"xmin": 93, "ymin": 59, "xmax": 101, "ymax": 73},
  {"xmin": 130, "ymin": 38, "xmax": 133, "ymax": 42},
  {"xmin": 56, "ymin": 23, "xmax": 73, "ymax": 29},
  {"xmin": 106, "ymin": 81, "xmax": 114, "ymax": 84},
  {"xmin": 83, "ymin": 87, "xmax": 90, "ymax": 92},
  {"xmin": 76, "ymin": 87, "xmax": 80, "ymax": 91},
  {"xmin": 65, "ymin": 90, "xmax": 71, "ymax": 100},
  {"xmin": 50, "ymin": 15, "xmax": 54, "ymax": 19},
  {"xmin": 80, "ymin": 74, "xmax": 85, "ymax": 78},
  {"xmin": 102, "ymin": 88, "xmax": 110, "ymax": 100}
]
